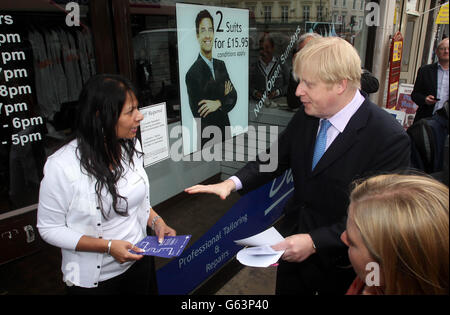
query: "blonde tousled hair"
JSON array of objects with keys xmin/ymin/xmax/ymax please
[
  {"xmin": 349, "ymin": 174, "xmax": 449, "ymax": 295},
  {"xmin": 294, "ymin": 36, "xmax": 362, "ymax": 90}
]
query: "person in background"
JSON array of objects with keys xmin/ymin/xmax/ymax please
[
  {"xmin": 405, "ymin": 114, "xmax": 415, "ymax": 129},
  {"xmin": 360, "ymin": 68, "xmax": 379, "ymax": 95},
  {"xmin": 411, "ymin": 38, "xmax": 449, "ymax": 124},
  {"xmin": 186, "ymin": 37, "xmax": 410, "ymax": 295},
  {"xmin": 342, "ymin": 173, "xmax": 448, "ymax": 295},
  {"xmin": 250, "ymin": 34, "xmax": 290, "ymax": 107},
  {"xmin": 37, "ymin": 74, "xmax": 176, "ymax": 294}
]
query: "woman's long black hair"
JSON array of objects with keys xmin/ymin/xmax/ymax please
[{"xmin": 74, "ymin": 74, "xmax": 142, "ymax": 218}]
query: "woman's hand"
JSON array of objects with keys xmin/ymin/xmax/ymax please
[
  {"xmin": 153, "ymin": 218, "xmax": 176, "ymax": 244},
  {"xmin": 75, "ymin": 236, "xmax": 143, "ymax": 264},
  {"xmin": 109, "ymin": 240, "xmax": 145, "ymax": 264}
]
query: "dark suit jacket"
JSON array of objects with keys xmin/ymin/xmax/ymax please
[
  {"xmin": 185, "ymin": 55, "xmax": 237, "ymax": 145},
  {"xmin": 411, "ymin": 63, "xmax": 438, "ymax": 123},
  {"xmin": 235, "ymin": 98, "xmax": 411, "ymax": 268}
]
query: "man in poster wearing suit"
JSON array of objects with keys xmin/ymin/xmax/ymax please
[
  {"xmin": 185, "ymin": 9, "xmax": 237, "ymax": 148},
  {"xmin": 186, "ymin": 37, "xmax": 410, "ymax": 294},
  {"xmin": 411, "ymin": 38, "xmax": 449, "ymax": 123}
]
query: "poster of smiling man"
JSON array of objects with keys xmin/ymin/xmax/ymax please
[{"xmin": 176, "ymin": 3, "xmax": 249, "ymax": 156}]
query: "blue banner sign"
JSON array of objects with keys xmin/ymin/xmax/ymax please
[{"xmin": 156, "ymin": 169, "xmax": 294, "ymax": 294}]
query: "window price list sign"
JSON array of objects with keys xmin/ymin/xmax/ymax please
[
  {"xmin": 0, "ymin": 14, "xmax": 46, "ymax": 214},
  {"xmin": 1, "ymin": 15, "xmax": 43, "ymax": 148}
]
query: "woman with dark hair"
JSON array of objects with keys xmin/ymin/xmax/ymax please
[{"xmin": 37, "ymin": 74, "xmax": 176, "ymax": 294}]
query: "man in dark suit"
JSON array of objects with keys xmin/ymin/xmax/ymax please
[
  {"xmin": 185, "ymin": 9, "xmax": 237, "ymax": 148},
  {"xmin": 250, "ymin": 34, "xmax": 289, "ymax": 106},
  {"xmin": 185, "ymin": 37, "xmax": 410, "ymax": 294},
  {"xmin": 411, "ymin": 38, "xmax": 449, "ymax": 123}
]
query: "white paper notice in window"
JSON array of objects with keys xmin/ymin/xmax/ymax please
[{"xmin": 140, "ymin": 102, "xmax": 170, "ymax": 167}]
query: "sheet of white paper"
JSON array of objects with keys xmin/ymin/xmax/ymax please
[
  {"xmin": 236, "ymin": 247, "xmax": 284, "ymax": 267},
  {"xmin": 234, "ymin": 226, "xmax": 284, "ymax": 247},
  {"xmin": 243, "ymin": 245, "xmax": 282, "ymax": 256},
  {"xmin": 140, "ymin": 102, "xmax": 170, "ymax": 167},
  {"xmin": 234, "ymin": 227, "xmax": 285, "ymax": 268}
]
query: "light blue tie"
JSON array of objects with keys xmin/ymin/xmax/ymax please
[{"xmin": 312, "ymin": 119, "xmax": 331, "ymax": 170}]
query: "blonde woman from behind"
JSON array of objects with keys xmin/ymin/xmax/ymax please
[{"xmin": 342, "ymin": 174, "xmax": 449, "ymax": 295}]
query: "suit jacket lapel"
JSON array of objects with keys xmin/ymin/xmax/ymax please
[
  {"xmin": 431, "ymin": 63, "xmax": 438, "ymax": 94},
  {"xmin": 311, "ymin": 100, "xmax": 370, "ymax": 175},
  {"xmin": 198, "ymin": 54, "xmax": 215, "ymax": 82}
]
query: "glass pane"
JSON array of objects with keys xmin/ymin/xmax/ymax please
[
  {"xmin": 0, "ymin": 3, "xmax": 97, "ymax": 214},
  {"xmin": 131, "ymin": 13, "xmax": 181, "ymax": 121},
  {"xmin": 129, "ymin": 0, "xmax": 371, "ymax": 119}
]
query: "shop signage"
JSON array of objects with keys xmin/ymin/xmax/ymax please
[
  {"xmin": 0, "ymin": 14, "xmax": 46, "ymax": 215},
  {"xmin": 395, "ymin": 84, "xmax": 418, "ymax": 130},
  {"xmin": 156, "ymin": 170, "xmax": 294, "ymax": 294},
  {"xmin": 383, "ymin": 107, "xmax": 406, "ymax": 127},
  {"xmin": 386, "ymin": 31, "xmax": 403, "ymax": 109},
  {"xmin": 176, "ymin": 3, "xmax": 249, "ymax": 156},
  {"xmin": 436, "ymin": 2, "xmax": 449, "ymax": 24},
  {"xmin": 140, "ymin": 102, "xmax": 170, "ymax": 167}
]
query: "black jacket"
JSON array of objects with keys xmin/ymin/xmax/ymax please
[
  {"xmin": 235, "ymin": 98, "xmax": 411, "ymax": 265},
  {"xmin": 411, "ymin": 63, "xmax": 439, "ymax": 123}
]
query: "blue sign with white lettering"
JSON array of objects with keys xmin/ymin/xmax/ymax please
[{"xmin": 156, "ymin": 170, "xmax": 294, "ymax": 294}]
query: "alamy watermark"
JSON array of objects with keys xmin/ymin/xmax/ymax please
[
  {"xmin": 65, "ymin": 2, "xmax": 380, "ymax": 28},
  {"xmin": 170, "ymin": 119, "xmax": 279, "ymax": 173},
  {"xmin": 365, "ymin": 262, "xmax": 381, "ymax": 287},
  {"xmin": 65, "ymin": 2, "xmax": 80, "ymax": 27},
  {"xmin": 62, "ymin": 1, "xmax": 381, "ymax": 173},
  {"xmin": 365, "ymin": 2, "xmax": 381, "ymax": 27}
]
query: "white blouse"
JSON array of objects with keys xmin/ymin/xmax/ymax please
[{"xmin": 37, "ymin": 139, "xmax": 151, "ymax": 288}]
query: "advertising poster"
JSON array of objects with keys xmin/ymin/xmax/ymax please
[
  {"xmin": 395, "ymin": 83, "xmax": 418, "ymax": 129},
  {"xmin": 140, "ymin": 102, "xmax": 170, "ymax": 167},
  {"xmin": 384, "ymin": 107, "xmax": 406, "ymax": 127},
  {"xmin": 176, "ymin": 3, "xmax": 249, "ymax": 156}
]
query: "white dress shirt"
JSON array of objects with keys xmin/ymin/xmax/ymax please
[
  {"xmin": 435, "ymin": 63, "xmax": 449, "ymax": 114},
  {"xmin": 200, "ymin": 53, "xmax": 215, "ymax": 80},
  {"xmin": 37, "ymin": 139, "xmax": 151, "ymax": 288}
]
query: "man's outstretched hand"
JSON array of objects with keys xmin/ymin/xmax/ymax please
[{"xmin": 184, "ymin": 179, "xmax": 236, "ymax": 200}]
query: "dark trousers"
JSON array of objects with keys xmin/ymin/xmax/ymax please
[
  {"xmin": 66, "ymin": 256, "xmax": 158, "ymax": 295},
  {"xmin": 275, "ymin": 254, "xmax": 355, "ymax": 295}
]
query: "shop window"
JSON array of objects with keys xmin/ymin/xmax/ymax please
[
  {"xmin": 0, "ymin": 4, "xmax": 96, "ymax": 214},
  {"xmin": 264, "ymin": 6, "xmax": 272, "ymax": 23},
  {"xmin": 401, "ymin": 20, "xmax": 415, "ymax": 72},
  {"xmin": 317, "ymin": 5, "xmax": 324, "ymax": 21},
  {"xmin": 131, "ymin": 13, "xmax": 181, "ymax": 122},
  {"xmin": 127, "ymin": 0, "xmax": 371, "ymax": 128},
  {"xmin": 281, "ymin": 6, "xmax": 289, "ymax": 23},
  {"xmin": 303, "ymin": 5, "xmax": 310, "ymax": 20}
]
